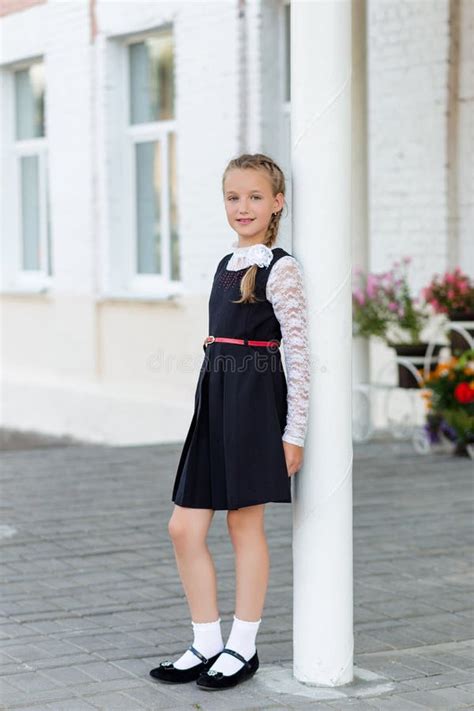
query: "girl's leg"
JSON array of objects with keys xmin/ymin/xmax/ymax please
[
  {"xmin": 166, "ymin": 504, "xmax": 224, "ymax": 668},
  {"xmin": 228, "ymin": 503, "xmax": 269, "ymax": 620},
  {"xmin": 207, "ymin": 503, "xmax": 268, "ymax": 675},
  {"xmin": 168, "ymin": 504, "xmax": 219, "ymax": 621}
]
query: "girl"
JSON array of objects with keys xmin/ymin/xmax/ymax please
[{"xmin": 150, "ymin": 153, "xmax": 310, "ymax": 690}]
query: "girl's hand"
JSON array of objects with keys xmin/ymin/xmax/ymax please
[{"xmin": 283, "ymin": 441, "xmax": 304, "ymax": 477}]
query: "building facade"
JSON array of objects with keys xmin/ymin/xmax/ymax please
[
  {"xmin": 0, "ymin": 0, "xmax": 472, "ymax": 443},
  {"xmin": 0, "ymin": 0, "xmax": 292, "ymax": 443}
]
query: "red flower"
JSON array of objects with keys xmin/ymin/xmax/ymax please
[{"xmin": 454, "ymin": 382, "xmax": 474, "ymax": 404}]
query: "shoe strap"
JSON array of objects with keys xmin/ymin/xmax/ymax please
[
  {"xmin": 187, "ymin": 645, "xmax": 208, "ymax": 664},
  {"xmin": 221, "ymin": 647, "xmax": 251, "ymax": 669}
]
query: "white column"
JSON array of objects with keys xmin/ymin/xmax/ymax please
[{"xmin": 291, "ymin": 0, "xmax": 353, "ymax": 686}]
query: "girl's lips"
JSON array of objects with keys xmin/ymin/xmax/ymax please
[{"xmin": 237, "ymin": 219, "xmax": 254, "ymax": 223}]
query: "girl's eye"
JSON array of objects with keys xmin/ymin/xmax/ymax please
[{"xmin": 228, "ymin": 196, "xmax": 261, "ymax": 201}]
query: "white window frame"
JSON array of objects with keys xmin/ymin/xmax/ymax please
[
  {"xmin": 281, "ymin": 0, "xmax": 291, "ymax": 114},
  {"xmin": 1, "ymin": 57, "xmax": 51, "ymax": 293},
  {"xmin": 124, "ymin": 28, "xmax": 182, "ymax": 297}
]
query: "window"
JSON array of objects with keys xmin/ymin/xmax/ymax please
[
  {"xmin": 126, "ymin": 30, "xmax": 180, "ymax": 288},
  {"xmin": 13, "ymin": 60, "xmax": 51, "ymax": 279},
  {"xmin": 283, "ymin": 1, "xmax": 290, "ymax": 103},
  {"xmin": 281, "ymin": 0, "xmax": 291, "ymax": 145}
]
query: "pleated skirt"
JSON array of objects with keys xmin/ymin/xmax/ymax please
[{"xmin": 171, "ymin": 346, "xmax": 292, "ymax": 510}]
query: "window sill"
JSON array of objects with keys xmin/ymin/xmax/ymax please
[
  {"xmin": 1, "ymin": 284, "xmax": 51, "ymax": 296},
  {"xmin": 1, "ymin": 286, "xmax": 185, "ymax": 303},
  {"xmin": 97, "ymin": 290, "xmax": 184, "ymax": 304}
]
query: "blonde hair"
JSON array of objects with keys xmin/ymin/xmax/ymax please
[{"xmin": 222, "ymin": 153, "xmax": 287, "ymax": 304}]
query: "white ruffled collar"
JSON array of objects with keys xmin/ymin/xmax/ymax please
[{"xmin": 228, "ymin": 241, "xmax": 274, "ymax": 270}]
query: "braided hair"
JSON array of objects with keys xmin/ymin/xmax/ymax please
[{"xmin": 222, "ymin": 153, "xmax": 287, "ymax": 304}]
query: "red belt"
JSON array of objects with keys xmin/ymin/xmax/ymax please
[{"xmin": 203, "ymin": 336, "xmax": 280, "ymax": 349}]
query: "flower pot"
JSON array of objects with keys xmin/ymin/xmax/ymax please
[
  {"xmin": 388, "ymin": 342, "xmax": 443, "ymax": 389},
  {"xmin": 447, "ymin": 310, "xmax": 474, "ymax": 354},
  {"xmin": 425, "ymin": 413, "xmax": 444, "ymax": 444},
  {"xmin": 453, "ymin": 437, "xmax": 474, "ymax": 458}
]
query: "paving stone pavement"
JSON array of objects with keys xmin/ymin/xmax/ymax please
[{"xmin": 0, "ymin": 433, "xmax": 473, "ymax": 710}]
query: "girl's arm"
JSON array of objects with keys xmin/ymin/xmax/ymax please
[{"xmin": 266, "ymin": 256, "xmax": 311, "ymax": 448}]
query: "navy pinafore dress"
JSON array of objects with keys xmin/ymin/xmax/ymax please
[{"xmin": 171, "ymin": 247, "xmax": 292, "ymax": 510}]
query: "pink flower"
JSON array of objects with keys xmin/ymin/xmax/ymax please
[
  {"xmin": 402, "ymin": 256, "xmax": 412, "ymax": 264},
  {"xmin": 353, "ymin": 288, "xmax": 366, "ymax": 306},
  {"xmin": 366, "ymin": 274, "xmax": 377, "ymax": 299},
  {"xmin": 388, "ymin": 302, "xmax": 398, "ymax": 312}
]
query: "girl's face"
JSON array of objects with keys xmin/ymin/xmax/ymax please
[{"xmin": 223, "ymin": 168, "xmax": 284, "ymax": 245}]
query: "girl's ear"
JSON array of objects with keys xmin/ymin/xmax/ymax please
[{"xmin": 274, "ymin": 193, "xmax": 285, "ymax": 211}]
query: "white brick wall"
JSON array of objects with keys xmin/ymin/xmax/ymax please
[
  {"xmin": 366, "ymin": 0, "xmax": 473, "ymax": 431},
  {"xmin": 47, "ymin": 1, "xmax": 94, "ymax": 295},
  {"xmin": 367, "ymin": 0, "xmax": 452, "ymax": 292},
  {"xmin": 457, "ymin": 0, "xmax": 474, "ymax": 274}
]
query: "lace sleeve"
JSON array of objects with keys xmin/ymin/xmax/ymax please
[{"xmin": 266, "ymin": 256, "xmax": 311, "ymax": 447}]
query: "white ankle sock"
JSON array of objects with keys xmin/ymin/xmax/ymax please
[
  {"xmin": 173, "ymin": 617, "xmax": 224, "ymax": 670},
  {"xmin": 208, "ymin": 614, "xmax": 261, "ymax": 676}
]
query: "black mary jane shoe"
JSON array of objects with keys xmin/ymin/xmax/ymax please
[
  {"xmin": 196, "ymin": 647, "xmax": 259, "ymax": 690},
  {"xmin": 149, "ymin": 645, "xmax": 223, "ymax": 683}
]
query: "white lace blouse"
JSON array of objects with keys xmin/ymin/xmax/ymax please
[{"xmin": 226, "ymin": 242, "xmax": 311, "ymax": 447}]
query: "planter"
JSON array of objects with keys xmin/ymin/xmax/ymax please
[
  {"xmin": 425, "ymin": 413, "xmax": 444, "ymax": 444},
  {"xmin": 424, "ymin": 412, "xmax": 474, "ymax": 456},
  {"xmin": 453, "ymin": 439, "xmax": 474, "ymax": 457},
  {"xmin": 447, "ymin": 310, "xmax": 474, "ymax": 354},
  {"xmin": 388, "ymin": 342, "xmax": 443, "ymax": 389},
  {"xmin": 451, "ymin": 429, "xmax": 474, "ymax": 458},
  {"xmin": 440, "ymin": 409, "xmax": 474, "ymax": 458}
]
